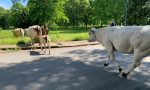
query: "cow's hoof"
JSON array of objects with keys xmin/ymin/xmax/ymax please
[
  {"xmin": 104, "ymin": 63, "xmax": 109, "ymax": 67},
  {"xmin": 122, "ymin": 72, "xmax": 127, "ymax": 78},
  {"xmin": 118, "ymin": 68, "xmax": 122, "ymax": 73}
]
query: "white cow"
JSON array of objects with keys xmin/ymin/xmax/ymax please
[
  {"xmin": 24, "ymin": 25, "xmax": 42, "ymax": 45},
  {"xmin": 88, "ymin": 26, "xmax": 150, "ymax": 77},
  {"xmin": 12, "ymin": 28, "xmax": 24, "ymax": 38}
]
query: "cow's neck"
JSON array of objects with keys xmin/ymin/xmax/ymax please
[{"xmin": 95, "ymin": 29, "xmax": 106, "ymax": 44}]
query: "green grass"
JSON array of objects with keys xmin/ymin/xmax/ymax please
[{"xmin": 0, "ymin": 28, "xmax": 89, "ymax": 45}]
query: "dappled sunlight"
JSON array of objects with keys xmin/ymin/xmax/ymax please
[
  {"xmin": 0, "ymin": 46, "xmax": 149, "ymax": 90},
  {"xmin": 0, "ymin": 56, "xmax": 148, "ymax": 90},
  {"xmin": 65, "ymin": 49, "xmax": 107, "ymax": 67},
  {"xmin": 3, "ymin": 85, "xmax": 17, "ymax": 90},
  {"xmin": 65, "ymin": 47, "xmax": 150, "ymax": 84}
]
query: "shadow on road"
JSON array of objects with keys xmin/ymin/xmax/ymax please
[
  {"xmin": 0, "ymin": 49, "xmax": 149, "ymax": 90},
  {"xmin": 30, "ymin": 51, "xmax": 41, "ymax": 56}
]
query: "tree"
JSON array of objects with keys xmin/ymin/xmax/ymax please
[
  {"xmin": 27, "ymin": 0, "xmax": 68, "ymax": 26},
  {"xmin": 78, "ymin": 0, "xmax": 93, "ymax": 27},
  {"xmin": 91, "ymin": 0, "xmax": 125, "ymax": 26},
  {"xmin": 64, "ymin": 0, "xmax": 93, "ymax": 27},
  {"xmin": 0, "ymin": 7, "xmax": 11, "ymax": 29},
  {"xmin": 127, "ymin": 0, "xmax": 150, "ymax": 25},
  {"xmin": 143, "ymin": 0, "xmax": 150, "ymax": 24},
  {"xmin": 108, "ymin": 0, "xmax": 125, "ymax": 25},
  {"xmin": 10, "ymin": 2, "xmax": 30, "ymax": 28},
  {"xmin": 92, "ymin": 0, "xmax": 107, "ymax": 26}
]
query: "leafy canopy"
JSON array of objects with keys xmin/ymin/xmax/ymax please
[{"xmin": 27, "ymin": 0, "xmax": 68, "ymax": 25}]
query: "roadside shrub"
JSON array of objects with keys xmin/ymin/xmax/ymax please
[
  {"xmin": 72, "ymin": 36, "xmax": 86, "ymax": 41},
  {"xmin": 17, "ymin": 40, "xmax": 26, "ymax": 45}
]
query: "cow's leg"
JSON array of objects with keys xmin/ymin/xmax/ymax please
[
  {"xmin": 39, "ymin": 38, "xmax": 43, "ymax": 51},
  {"xmin": 104, "ymin": 55, "xmax": 110, "ymax": 67},
  {"xmin": 31, "ymin": 38, "xmax": 36, "ymax": 49},
  {"xmin": 31, "ymin": 42, "xmax": 36, "ymax": 50},
  {"xmin": 41, "ymin": 44, "xmax": 43, "ymax": 51},
  {"xmin": 30, "ymin": 38, "xmax": 34, "ymax": 49},
  {"xmin": 122, "ymin": 49, "xmax": 150, "ymax": 77},
  {"xmin": 39, "ymin": 43, "xmax": 43, "ymax": 51},
  {"xmin": 104, "ymin": 44, "xmax": 122, "ymax": 72},
  {"xmin": 104, "ymin": 44, "xmax": 113, "ymax": 67},
  {"xmin": 44, "ymin": 43, "xmax": 46, "ymax": 53},
  {"xmin": 30, "ymin": 38, "xmax": 35, "ymax": 46},
  {"xmin": 122, "ymin": 56, "xmax": 141, "ymax": 78},
  {"xmin": 108, "ymin": 50, "xmax": 122, "ymax": 72},
  {"xmin": 47, "ymin": 41, "xmax": 51, "ymax": 55},
  {"xmin": 30, "ymin": 38, "xmax": 33, "ymax": 45},
  {"xmin": 30, "ymin": 38, "xmax": 35, "ymax": 49},
  {"xmin": 39, "ymin": 42, "xmax": 43, "ymax": 51}
]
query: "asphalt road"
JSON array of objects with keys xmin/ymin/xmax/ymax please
[{"xmin": 0, "ymin": 45, "xmax": 150, "ymax": 90}]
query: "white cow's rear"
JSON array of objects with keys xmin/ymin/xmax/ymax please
[
  {"xmin": 88, "ymin": 26, "xmax": 150, "ymax": 77},
  {"xmin": 24, "ymin": 25, "xmax": 42, "ymax": 45},
  {"xmin": 12, "ymin": 28, "xmax": 24, "ymax": 38}
]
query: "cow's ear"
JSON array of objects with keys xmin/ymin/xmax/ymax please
[
  {"xmin": 91, "ymin": 28, "xmax": 95, "ymax": 31},
  {"xmin": 91, "ymin": 28, "xmax": 95, "ymax": 33},
  {"xmin": 91, "ymin": 30, "xmax": 95, "ymax": 33}
]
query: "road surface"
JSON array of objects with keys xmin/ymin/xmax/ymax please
[{"xmin": 0, "ymin": 45, "xmax": 150, "ymax": 90}]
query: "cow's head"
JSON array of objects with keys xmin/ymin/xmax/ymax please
[
  {"xmin": 88, "ymin": 28, "xmax": 97, "ymax": 42},
  {"xmin": 33, "ymin": 25, "xmax": 42, "ymax": 36}
]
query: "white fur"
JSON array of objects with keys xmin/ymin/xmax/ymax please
[
  {"xmin": 88, "ymin": 26, "xmax": 150, "ymax": 76},
  {"xmin": 12, "ymin": 28, "xmax": 24, "ymax": 38},
  {"xmin": 24, "ymin": 25, "xmax": 42, "ymax": 45}
]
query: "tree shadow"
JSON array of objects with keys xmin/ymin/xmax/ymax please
[
  {"xmin": 0, "ymin": 50, "xmax": 149, "ymax": 90},
  {"xmin": 66, "ymin": 48, "xmax": 150, "ymax": 88}
]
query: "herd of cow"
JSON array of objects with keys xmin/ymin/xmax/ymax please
[
  {"xmin": 11, "ymin": 25, "xmax": 150, "ymax": 78},
  {"xmin": 12, "ymin": 25, "xmax": 50, "ymax": 55}
]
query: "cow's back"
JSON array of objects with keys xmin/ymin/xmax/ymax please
[
  {"xmin": 13, "ymin": 28, "xmax": 24, "ymax": 37},
  {"xmin": 26, "ymin": 28, "xmax": 37, "ymax": 38},
  {"xmin": 27, "ymin": 25, "xmax": 42, "ymax": 38},
  {"xmin": 105, "ymin": 26, "xmax": 150, "ymax": 53}
]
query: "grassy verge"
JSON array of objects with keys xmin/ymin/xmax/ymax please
[{"xmin": 0, "ymin": 28, "xmax": 89, "ymax": 45}]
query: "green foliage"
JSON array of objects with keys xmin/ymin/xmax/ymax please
[
  {"xmin": 0, "ymin": 29, "xmax": 29, "ymax": 45},
  {"xmin": 0, "ymin": 37, "xmax": 29, "ymax": 45},
  {"xmin": 0, "ymin": 28, "xmax": 88, "ymax": 45},
  {"xmin": 0, "ymin": 29, "xmax": 14, "ymax": 38},
  {"xmin": 10, "ymin": 2, "xmax": 30, "ymax": 28},
  {"xmin": 0, "ymin": 7, "xmax": 11, "ymax": 29},
  {"xmin": 49, "ymin": 28, "xmax": 88, "ymax": 42},
  {"xmin": 64, "ymin": 0, "xmax": 93, "ymax": 27},
  {"xmin": 17, "ymin": 40, "xmax": 26, "ymax": 45},
  {"xmin": 1, "ymin": 0, "xmax": 150, "ymax": 28},
  {"xmin": 92, "ymin": 0, "xmax": 125, "ymax": 26},
  {"xmin": 109, "ymin": 0, "xmax": 125, "ymax": 25},
  {"xmin": 128, "ymin": 0, "xmax": 150, "ymax": 25},
  {"xmin": 27, "ymin": 0, "xmax": 68, "ymax": 25}
]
